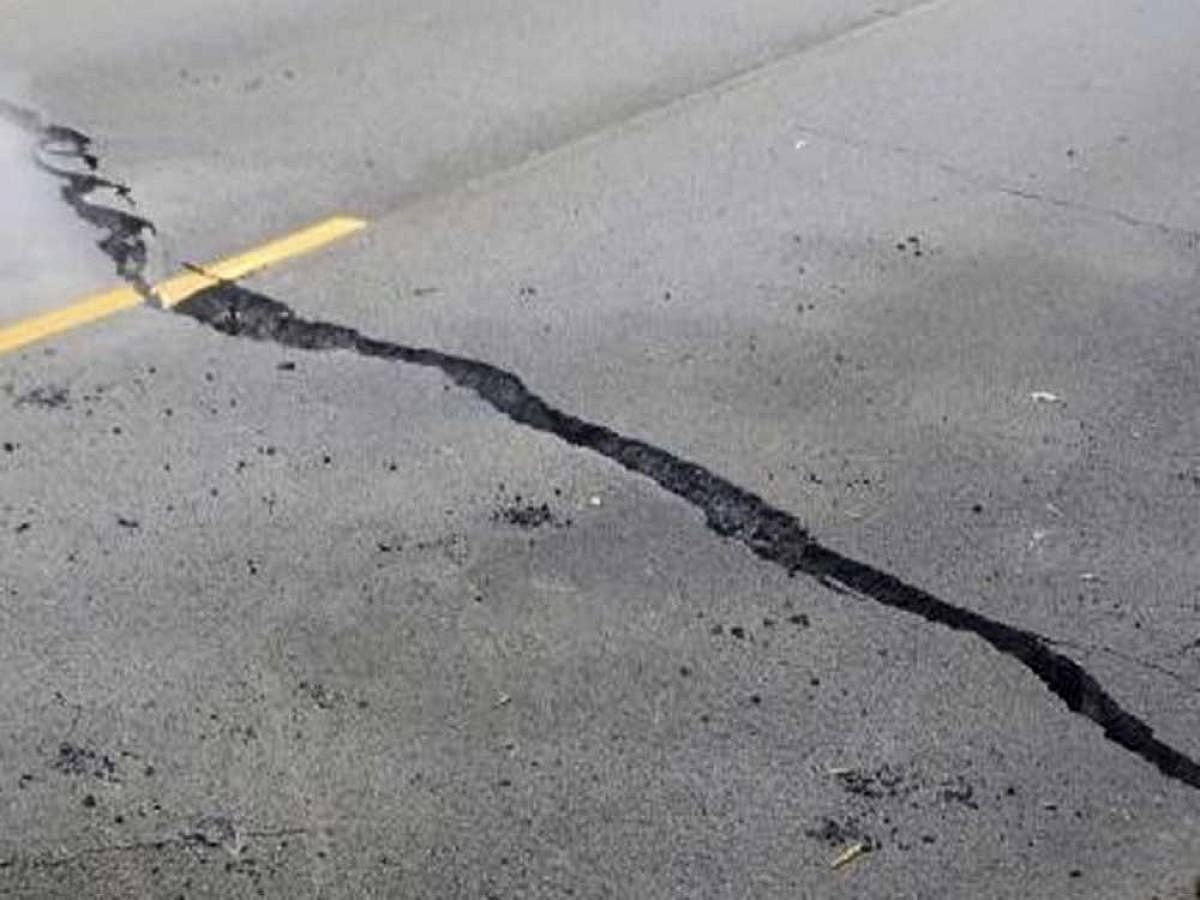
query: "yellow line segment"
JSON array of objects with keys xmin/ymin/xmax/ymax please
[{"xmin": 0, "ymin": 215, "xmax": 367, "ymax": 356}]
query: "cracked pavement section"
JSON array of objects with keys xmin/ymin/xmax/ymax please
[
  {"xmin": 13, "ymin": 85, "xmax": 1200, "ymax": 796},
  {"xmin": 3, "ymin": 0, "xmax": 1200, "ymax": 896},
  {"xmin": 177, "ymin": 279, "xmax": 1200, "ymax": 790}
]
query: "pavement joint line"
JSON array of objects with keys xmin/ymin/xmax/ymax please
[{"xmin": 0, "ymin": 215, "xmax": 367, "ymax": 356}]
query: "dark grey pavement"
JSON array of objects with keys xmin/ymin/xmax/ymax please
[{"xmin": 2, "ymin": 1, "xmax": 1200, "ymax": 897}]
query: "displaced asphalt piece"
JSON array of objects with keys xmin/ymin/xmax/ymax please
[
  {"xmin": 1, "ymin": 99, "xmax": 155, "ymax": 293},
  {"xmin": 18, "ymin": 106, "xmax": 1200, "ymax": 795}
]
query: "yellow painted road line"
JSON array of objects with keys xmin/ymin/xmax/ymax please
[
  {"xmin": 0, "ymin": 215, "xmax": 367, "ymax": 356},
  {"xmin": 154, "ymin": 215, "xmax": 367, "ymax": 307},
  {"xmin": 0, "ymin": 287, "xmax": 142, "ymax": 356}
]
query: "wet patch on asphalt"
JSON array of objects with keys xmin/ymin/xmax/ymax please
[{"xmin": 9, "ymin": 103, "xmax": 1200, "ymax": 796}]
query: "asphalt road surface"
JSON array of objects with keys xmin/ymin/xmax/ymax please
[{"xmin": 2, "ymin": 1, "xmax": 1200, "ymax": 897}]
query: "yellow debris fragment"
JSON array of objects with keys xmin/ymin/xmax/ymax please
[{"xmin": 831, "ymin": 842, "xmax": 868, "ymax": 870}]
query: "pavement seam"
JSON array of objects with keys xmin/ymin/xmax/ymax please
[
  {"xmin": 793, "ymin": 123, "xmax": 1200, "ymax": 243},
  {"xmin": 361, "ymin": 0, "xmax": 957, "ymax": 221}
]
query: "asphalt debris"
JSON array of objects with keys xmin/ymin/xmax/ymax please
[
  {"xmin": 835, "ymin": 765, "xmax": 909, "ymax": 800},
  {"xmin": 491, "ymin": 488, "xmax": 573, "ymax": 529},
  {"xmin": 806, "ymin": 817, "xmax": 878, "ymax": 851},
  {"xmin": 52, "ymin": 743, "xmax": 117, "ymax": 781},
  {"xmin": 15, "ymin": 386, "xmax": 70, "ymax": 409}
]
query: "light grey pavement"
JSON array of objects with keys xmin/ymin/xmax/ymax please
[
  {"xmin": 0, "ymin": 0, "xmax": 930, "ymax": 291},
  {"xmin": 2, "ymin": 1, "xmax": 1200, "ymax": 897}
]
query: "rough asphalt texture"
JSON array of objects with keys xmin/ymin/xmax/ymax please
[{"xmin": 2, "ymin": 0, "xmax": 1200, "ymax": 897}]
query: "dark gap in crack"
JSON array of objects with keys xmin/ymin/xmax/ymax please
[
  {"xmin": 173, "ymin": 279, "xmax": 1200, "ymax": 792},
  {"xmin": 12, "ymin": 100, "xmax": 1200, "ymax": 793},
  {"xmin": 0, "ymin": 99, "xmax": 156, "ymax": 294}
]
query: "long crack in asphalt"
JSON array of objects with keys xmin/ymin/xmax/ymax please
[{"xmin": 10, "ymin": 102, "xmax": 1200, "ymax": 793}]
